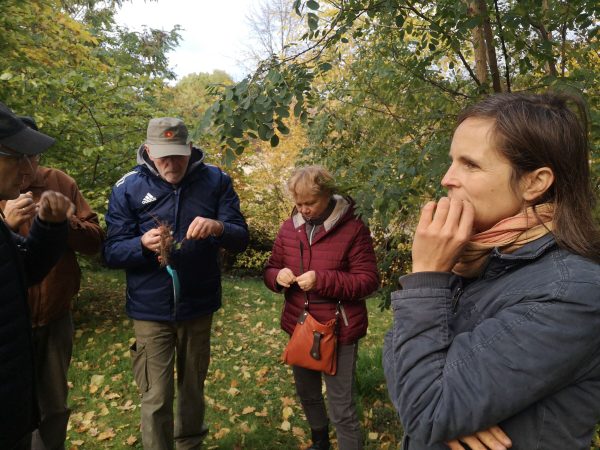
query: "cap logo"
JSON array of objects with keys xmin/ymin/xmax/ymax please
[{"xmin": 164, "ymin": 130, "xmax": 174, "ymax": 139}]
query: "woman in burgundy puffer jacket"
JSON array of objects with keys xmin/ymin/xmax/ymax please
[{"xmin": 264, "ymin": 166, "xmax": 379, "ymax": 450}]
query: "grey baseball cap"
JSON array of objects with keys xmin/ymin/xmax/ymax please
[
  {"xmin": 0, "ymin": 102, "xmax": 55, "ymax": 155},
  {"xmin": 145, "ymin": 117, "xmax": 190, "ymax": 158}
]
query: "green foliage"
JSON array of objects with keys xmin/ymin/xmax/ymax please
[
  {"xmin": 200, "ymin": 58, "xmax": 316, "ymax": 165},
  {"xmin": 232, "ymin": 249, "xmax": 272, "ymax": 275},
  {"xmin": 202, "ymin": 0, "xmax": 600, "ymax": 304},
  {"xmin": 0, "ymin": 0, "xmax": 180, "ymax": 216}
]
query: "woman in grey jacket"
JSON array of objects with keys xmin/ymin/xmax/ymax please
[{"xmin": 383, "ymin": 92, "xmax": 600, "ymax": 450}]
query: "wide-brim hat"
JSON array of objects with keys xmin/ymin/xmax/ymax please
[
  {"xmin": 145, "ymin": 117, "xmax": 190, "ymax": 158},
  {"xmin": 0, "ymin": 103, "xmax": 55, "ymax": 155}
]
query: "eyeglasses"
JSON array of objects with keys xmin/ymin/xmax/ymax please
[
  {"xmin": 0, "ymin": 145, "xmax": 27, "ymax": 162},
  {"xmin": 0, "ymin": 145, "xmax": 35, "ymax": 170}
]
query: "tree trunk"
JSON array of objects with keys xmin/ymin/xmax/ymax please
[
  {"xmin": 467, "ymin": 0, "xmax": 489, "ymax": 86},
  {"xmin": 476, "ymin": 0, "xmax": 502, "ymax": 92},
  {"xmin": 541, "ymin": 0, "xmax": 559, "ymax": 77}
]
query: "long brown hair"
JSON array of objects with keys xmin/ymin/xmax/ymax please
[{"xmin": 458, "ymin": 92, "xmax": 600, "ymax": 262}]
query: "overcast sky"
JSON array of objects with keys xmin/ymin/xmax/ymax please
[{"xmin": 115, "ymin": 0, "xmax": 259, "ymax": 81}]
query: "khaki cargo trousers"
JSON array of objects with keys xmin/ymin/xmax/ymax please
[{"xmin": 131, "ymin": 314, "xmax": 212, "ymax": 450}]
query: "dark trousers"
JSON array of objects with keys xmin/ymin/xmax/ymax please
[
  {"xmin": 293, "ymin": 342, "xmax": 363, "ymax": 450},
  {"xmin": 31, "ymin": 312, "xmax": 73, "ymax": 450}
]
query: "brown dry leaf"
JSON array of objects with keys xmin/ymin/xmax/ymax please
[
  {"xmin": 70, "ymin": 440, "xmax": 84, "ymax": 446},
  {"xmin": 125, "ymin": 435, "xmax": 138, "ymax": 446},
  {"xmin": 117, "ymin": 399, "xmax": 136, "ymax": 411},
  {"xmin": 254, "ymin": 407, "xmax": 268, "ymax": 417},
  {"xmin": 105, "ymin": 392, "xmax": 121, "ymax": 400},
  {"xmin": 255, "ymin": 366, "xmax": 269, "ymax": 379},
  {"xmin": 241, "ymin": 406, "xmax": 256, "ymax": 415},
  {"xmin": 214, "ymin": 427, "xmax": 230, "ymax": 439},
  {"xmin": 111, "ymin": 373, "xmax": 123, "ymax": 382},
  {"xmin": 98, "ymin": 403, "xmax": 109, "ymax": 416},
  {"xmin": 280, "ymin": 396, "xmax": 296, "ymax": 407},
  {"xmin": 97, "ymin": 429, "xmax": 116, "ymax": 441},
  {"xmin": 280, "ymin": 420, "xmax": 291, "ymax": 431},
  {"xmin": 368, "ymin": 432, "xmax": 379, "ymax": 440},
  {"xmin": 226, "ymin": 387, "xmax": 240, "ymax": 396},
  {"xmin": 238, "ymin": 422, "xmax": 251, "ymax": 433},
  {"xmin": 88, "ymin": 427, "xmax": 99, "ymax": 437},
  {"xmin": 292, "ymin": 427, "xmax": 305, "ymax": 437},
  {"xmin": 230, "ymin": 379, "xmax": 239, "ymax": 388}
]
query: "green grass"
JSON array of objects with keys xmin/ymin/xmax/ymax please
[
  {"xmin": 67, "ymin": 268, "xmax": 600, "ymax": 449},
  {"xmin": 66, "ymin": 269, "xmax": 402, "ymax": 449}
]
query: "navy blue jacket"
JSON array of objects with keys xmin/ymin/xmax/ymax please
[
  {"xmin": 0, "ymin": 218, "xmax": 67, "ymax": 448},
  {"xmin": 383, "ymin": 235, "xmax": 600, "ymax": 449},
  {"xmin": 104, "ymin": 147, "xmax": 248, "ymax": 321}
]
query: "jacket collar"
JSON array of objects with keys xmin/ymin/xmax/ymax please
[
  {"xmin": 482, "ymin": 233, "xmax": 557, "ymax": 278},
  {"xmin": 292, "ymin": 194, "xmax": 351, "ymax": 232}
]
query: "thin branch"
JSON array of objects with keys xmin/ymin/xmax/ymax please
[
  {"xmin": 493, "ymin": 0, "xmax": 511, "ymax": 92},
  {"xmin": 404, "ymin": 0, "xmax": 482, "ymax": 87}
]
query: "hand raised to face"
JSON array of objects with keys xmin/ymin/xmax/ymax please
[
  {"xmin": 37, "ymin": 191, "xmax": 75, "ymax": 223},
  {"xmin": 3, "ymin": 192, "xmax": 36, "ymax": 231},
  {"xmin": 411, "ymin": 197, "xmax": 475, "ymax": 273}
]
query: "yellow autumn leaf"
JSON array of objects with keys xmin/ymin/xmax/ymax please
[
  {"xmin": 282, "ymin": 406, "xmax": 294, "ymax": 420},
  {"xmin": 125, "ymin": 435, "xmax": 138, "ymax": 446},
  {"xmin": 280, "ymin": 420, "xmax": 291, "ymax": 431}
]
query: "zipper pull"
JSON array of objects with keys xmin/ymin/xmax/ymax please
[{"xmin": 452, "ymin": 287, "xmax": 464, "ymax": 312}]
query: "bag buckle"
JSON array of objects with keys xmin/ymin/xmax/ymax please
[
  {"xmin": 310, "ymin": 331, "xmax": 322, "ymax": 360},
  {"xmin": 297, "ymin": 310, "xmax": 308, "ymax": 324}
]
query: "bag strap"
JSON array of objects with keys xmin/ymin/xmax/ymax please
[
  {"xmin": 299, "ymin": 240, "xmax": 309, "ymax": 311},
  {"xmin": 300, "ymin": 239, "xmax": 342, "ymax": 333}
]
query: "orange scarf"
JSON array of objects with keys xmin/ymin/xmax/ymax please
[{"xmin": 453, "ymin": 203, "xmax": 554, "ymax": 278}]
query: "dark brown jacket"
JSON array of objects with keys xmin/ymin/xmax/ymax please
[{"xmin": 0, "ymin": 166, "xmax": 104, "ymax": 326}]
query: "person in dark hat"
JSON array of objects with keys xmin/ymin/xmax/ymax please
[
  {"xmin": 1, "ymin": 115, "xmax": 104, "ymax": 450},
  {"xmin": 0, "ymin": 102, "xmax": 74, "ymax": 450}
]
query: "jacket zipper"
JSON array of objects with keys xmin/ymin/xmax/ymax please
[
  {"xmin": 339, "ymin": 304, "xmax": 349, "ymax": 326},
  {"xmin": 452, "ymin": 287, "xmax": 464, "ymax": 312},
  {"xmin": 172, "ymin": 188, "xmax": 180, "ymax": 319}
]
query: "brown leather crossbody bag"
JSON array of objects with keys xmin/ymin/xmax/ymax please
[{"xmin": 282, "ymin": 241, "xmax": 339, "ymax": 375}]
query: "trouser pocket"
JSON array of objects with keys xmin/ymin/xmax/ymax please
[{"xmin": 130, "ymin": 341, "xmax": 150, "ymax": 392}]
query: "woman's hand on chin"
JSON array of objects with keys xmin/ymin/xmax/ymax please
[{"xmin": 411, "ymin": 197, "xmax": 474, "ymax": 273}]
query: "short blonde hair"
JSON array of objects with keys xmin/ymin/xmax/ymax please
[{"xmin": 287, "ymin": 165, "xmax": 336, "ymax": 198}]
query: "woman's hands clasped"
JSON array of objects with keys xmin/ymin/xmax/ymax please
[
  {"xmin": 412, "ymin": 197, "xmax": 474, "ymax": 273},
  {"xmin": 276, "ymin": 268, "xmax": 316, "ymax": 291}
]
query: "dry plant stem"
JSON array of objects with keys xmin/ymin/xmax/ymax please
[{"xmin": 158, "ymin": 224, "xmax": 173, "ymax": 267}]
